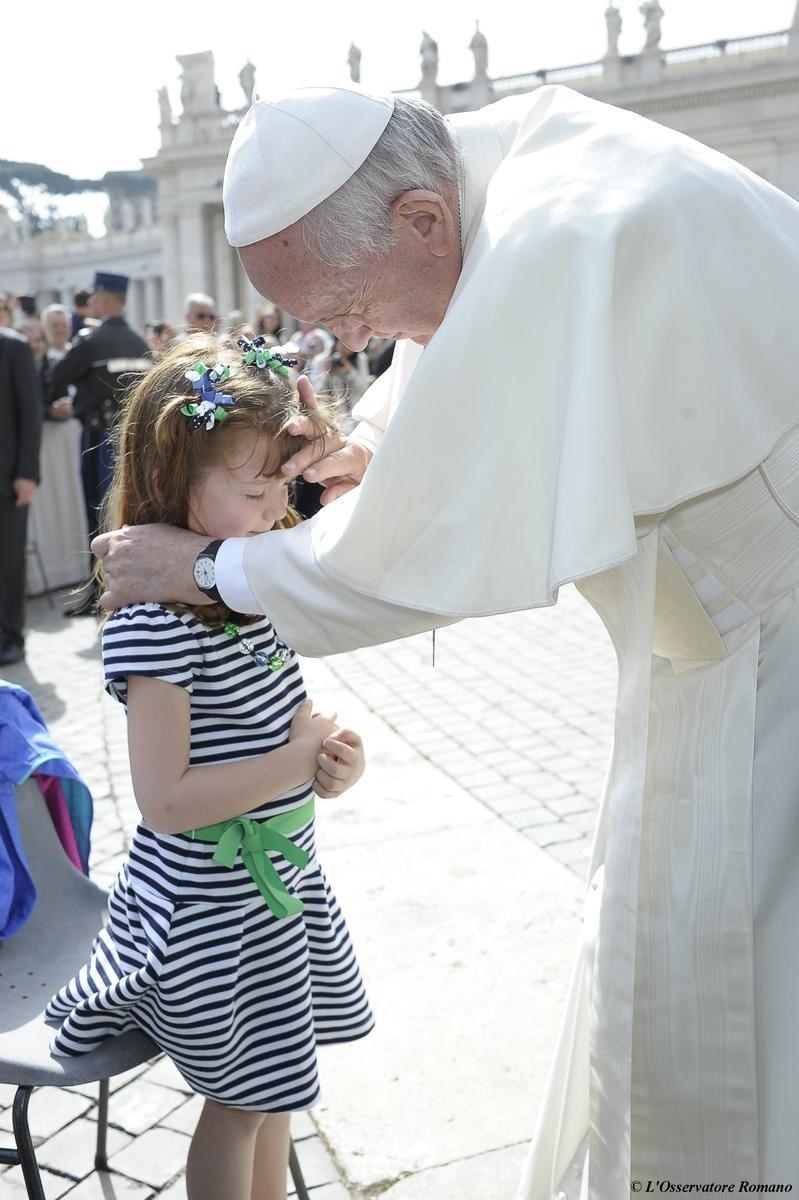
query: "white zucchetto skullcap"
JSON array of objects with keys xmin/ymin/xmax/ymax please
[{"xmin": 223, "ymin": 84, "xmax": 395, "ymax": 248}]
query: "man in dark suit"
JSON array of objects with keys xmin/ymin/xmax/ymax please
[
  {"xmin": 49, "ymin": 271, "xmax": 150, "ymax": 615},
  {"xmin": 0, "ymin": 327, "xmax": 41, "ymax": 665}
]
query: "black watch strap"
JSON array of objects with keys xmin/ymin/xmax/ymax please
[{"xmin": 194, "ymin": 539, "xmax": 224, "ymax": 603}]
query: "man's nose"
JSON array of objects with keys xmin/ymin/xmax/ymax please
[{"xmin": 329, "ymin": 318, "xmax": 371, "ymax": 352}]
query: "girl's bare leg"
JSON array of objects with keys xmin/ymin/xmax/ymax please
[
  {"xmin": 185, "ymin": 1098, "xmax": 266, "ymax": 1200},
  {"xmin": 250, "ymin": 1112, "xmax": 291, "ymax": 1200}
]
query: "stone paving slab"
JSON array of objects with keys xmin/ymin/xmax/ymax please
[
  {"xmin": 105, "ymin": 1081, "xmax": 185, "ymax": 1138},
  {"xmin": 49, "ymin": 1118, "xmax": 134, "ymax": 1174},
  {"xmin": 158, "ymin": 1096, "xmax": 204, "ymax": 1138},
  {"xmin": 0, "ymin": 1088, "xmax": 92, "ymax": 1139},
  {"xmin": 0, "ymin": 1167, "xmax": 76, "ymax": 1199},
  {"xmin": 106, "ymin": 1128, "xmax": 191, "ymax": 1190},
  {"xmin": 380, "ymin": 1143, "xmax": 530, "ymax": 1200},
  {"xmin": 62, "ymin": 1175, "xmax": 153, "ymax": 1200}
]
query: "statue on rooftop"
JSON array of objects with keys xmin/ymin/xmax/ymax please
[
  {"xmin": 420, "ymin": 31, "xmax": 439, "ymax": 87},
  {"xmin": 470, "ymin": 22, "xmax": 488, "ymax": 78},
  {"xmin": 157, "ymin": 85, "xmax": 172, "ymax": 127},
  {"xmin": 239, "ymin": 61, "xmax": 256, "ymax": 106},
  {"xmin": 640, "ymin": 0, "xmax": 664, "ymax": 51},
  {"xmin": 177, "ymin": 51, "xmax": 218, "ymax": 116},
  {"xmin": 605, "ymin": 5, "xmax": 622, "ymax": 57},
  {"xmin": 348, "ymin": 43, "xmax": 362, "ymax": 83}
]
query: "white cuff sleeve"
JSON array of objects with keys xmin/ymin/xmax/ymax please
[{"xmin": 215, "ymin": 536, "xmax": 263, "ymax": 614}]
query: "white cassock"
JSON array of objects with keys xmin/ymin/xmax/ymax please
[{"xmin": 217, "ymin": 86, "xmax": 799, "ymax": 1197}]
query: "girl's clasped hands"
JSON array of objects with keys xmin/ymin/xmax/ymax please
[{"xmin": 290, "ymin": 698, "xmax": 365, "ymax": 798}]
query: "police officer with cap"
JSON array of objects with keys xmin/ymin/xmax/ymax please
[{"xmin": 49, "ymin": 271, "xmax": 150, "ymax": 614}]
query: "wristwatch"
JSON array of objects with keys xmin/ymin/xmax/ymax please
[{"xmin": 192, "ymin": 539, "xmax": 223, "ymax": 603}]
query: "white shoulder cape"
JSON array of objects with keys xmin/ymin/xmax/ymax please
[{"xmin": 308, "ymin": 85, "xmax": 799, "ymax": 617}]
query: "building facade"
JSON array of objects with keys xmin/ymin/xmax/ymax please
[{"xmin": 2, "ymin": 8, "xmax": 798, "ymax": 330}]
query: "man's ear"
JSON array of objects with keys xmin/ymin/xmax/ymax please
[{"xmin": 390, "ymin": 189, "xmax": 459, "ymax": 258}]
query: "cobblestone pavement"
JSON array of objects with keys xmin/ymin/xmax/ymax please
[{"xmin": 0, "ymin": 585, "xmax": 616, "ymax": 1199}]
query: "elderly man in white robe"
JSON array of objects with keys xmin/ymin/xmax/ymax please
[{"xmin": 95, "ymin": 83, "xmax": 799, "ymax": 1198}]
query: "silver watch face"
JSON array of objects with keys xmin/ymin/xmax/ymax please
[{"xmin": 193, "ymin": 556, "xmax": 216, "ymax": 590}]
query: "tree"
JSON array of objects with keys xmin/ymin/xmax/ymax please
[{"xmin": 0, "ymin": 161, "xmax": 155, "ymax": 235}]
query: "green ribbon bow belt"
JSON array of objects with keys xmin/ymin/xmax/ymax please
[{"xmin": 188, "ymin": 797, "xmax": 315, "ymax": 920}]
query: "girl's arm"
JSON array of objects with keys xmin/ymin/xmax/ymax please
[{"xmin": 126, "ymin": 675, "xmax": 336, "ymax": 835}]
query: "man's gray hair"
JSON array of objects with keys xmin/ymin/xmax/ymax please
[
  {"xmin": 301, "ymin": 97, "xmax": 461, "ymax": 269},
  {"xmin": 41, "ymin": 304, "xmax": 71, "ymax": 321},
  {"xmin": 185, "ymin": 292, "xmax": 216, "ymax": 312}
]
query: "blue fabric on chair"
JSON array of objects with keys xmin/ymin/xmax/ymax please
[
  {"xmin": 0, "ymin": 681, "xmax": 93, "ymax": 939},
  {"xmin": 0, "ymin": 778, "xmax": 35, "ymax": 940}
]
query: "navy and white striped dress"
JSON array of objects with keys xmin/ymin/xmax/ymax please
[{"xmin": 46, "ymin": 603, "xmax": 374, "ymax": 1111}]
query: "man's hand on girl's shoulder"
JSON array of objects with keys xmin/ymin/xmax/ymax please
[
  {"xmin": 92, "ymin": 524, "xmax": 209, "ymax": 610},
  {"xmin": 314, "ymin": 728, "xmax": 365, "ymax": 798}
]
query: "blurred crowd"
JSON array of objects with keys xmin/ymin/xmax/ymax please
[
  {"xmin": 1, "ymin": 283, "xmax": 396, "ymax": 431},
  {"xmin": 0, "ymin": 274, "xmax": 396, "ymax": 664}
]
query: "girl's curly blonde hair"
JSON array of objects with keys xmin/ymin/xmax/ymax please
[{"xmin": 99, "ymin": 332, "xmax": 337, "ymax": 622}]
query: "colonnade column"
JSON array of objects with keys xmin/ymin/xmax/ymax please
[
  {"xmin": 126, "ymin": 279, "xmax": 146, "ymax": 336},
  {"xmin": 212, "ymin": 216, "xmax": 237, "ymax": 321},
  {"xmin": 162, "ymin": 214, "xmax": 182, "ymax": 325},
  {"xmin": 236, "ymin": 255, "xmax": 264, "ymax": 327},
  {"xmin": 178, "ymin": 210, "xmax": 208, "ymax": 311},
  {"xmin": 144, "ymin": 276, "xmax": 163, "ymax": 323}
]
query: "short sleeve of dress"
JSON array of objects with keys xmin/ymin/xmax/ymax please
[{"xmin": 102, "ymin": 604, "xmax": 201, "ymax": 706}]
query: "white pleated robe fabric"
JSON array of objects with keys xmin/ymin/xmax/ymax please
[
  {"xmin": 219, "ymin": 86, "xmax": 799, "ymax": 1196},
  {"xmin": 521, "ymin": 437, "xmax": 799, "ymax": 1197}
]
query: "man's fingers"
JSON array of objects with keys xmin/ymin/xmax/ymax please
[
  {"xmin": 283, "ymin": 413, "xmax": 317, "ymax": 440},
  {"xmin": 91, "ymin": 530, "xmax": 117, "ymax": 556},
  {"xmin": 320, "ymin": 480, "xmax": 359, "ymax": 505},
  {"xmin": 283, "ymin": 378, "xmax": 322, "ymax": 437},
  {"xmin": 283, "ymin": 434, "xmax": 370, "ymax": 485},
  {"xmin": 304, "ymin": 446, "xmax": 362, "ymax": 484},
  {"xmin": 282, "ymin": 432, "xmax": 347, "ymax": 477},
  {"xmin": 282, "ymin": 438, "xmax": 334, "ymax": 478},
  {"xmin": 295, "ymin": 375, "xmax": 320, "ymax": 410}
]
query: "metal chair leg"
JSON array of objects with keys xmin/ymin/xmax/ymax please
[
  {"xmin": 95, "ymin": 1077, "xmax": 110, "ymax": 1169},
  {"xmin": 11, "ymin": 1086, "xmax": 47, "ymax": 1200},
  {"xmin": 289, "ymin": 1137, "xmax": 311, "ymax": 1200}
]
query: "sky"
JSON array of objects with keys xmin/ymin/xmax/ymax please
[{"xmin": 2, "ymin": 0, "xmax": 795, "ymax": 230}]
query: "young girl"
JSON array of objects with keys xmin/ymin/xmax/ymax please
[{"xmin": 46, "ymin": 333, "xmax": 374, "ymax": 1200}]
